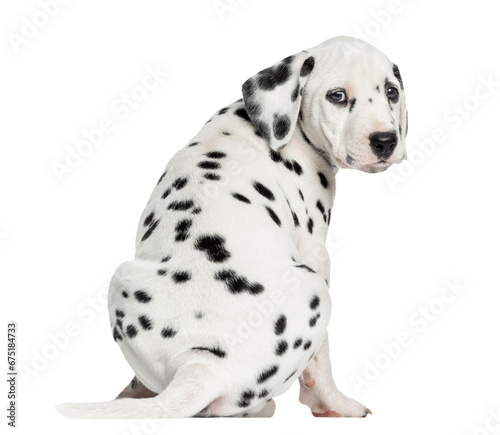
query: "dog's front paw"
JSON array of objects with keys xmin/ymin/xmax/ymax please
[{"xmin": 299, "ymin": 381, "xmax": 371, "ymax": 418}]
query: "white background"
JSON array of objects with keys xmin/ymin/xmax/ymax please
[{"xmin": 1, "ymin": 0, "xmax": 499, "ymax": 434}]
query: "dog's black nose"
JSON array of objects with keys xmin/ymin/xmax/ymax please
[{"xmin": 369, "ymin": 132, "xmax": 398, "ymax": 159}]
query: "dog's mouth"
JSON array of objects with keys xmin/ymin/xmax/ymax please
[{"xmin": 340, "ymin": 155, "xmax": 391, "ymax": 172}]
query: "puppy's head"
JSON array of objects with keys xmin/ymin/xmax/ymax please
[{"xmin": 242, "ymin": 36, "xmax": 408, "ymax": 173}]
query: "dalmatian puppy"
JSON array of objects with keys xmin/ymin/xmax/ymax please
[{"xmin": 57, "ymin": 35, "xmax": 407, "ymax": 419}]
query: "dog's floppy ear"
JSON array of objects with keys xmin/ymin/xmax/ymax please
[
  {"xmin": 242, "ymin": 52, "xmax": 315, "ymax": 151},
  {"xmin": 393, "ymin": 63, "xmax": 408, "ymax": 144}
]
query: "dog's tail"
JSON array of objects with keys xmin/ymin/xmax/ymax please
[{"xmin": 57, "ymin": 363, "xmax": 221, "ymax": 419}]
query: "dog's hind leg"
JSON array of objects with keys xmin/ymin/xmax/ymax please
[
  {"xmin": 115, "ymin": 376, "xmax": 157, "ymax": 399},
  {"xmin": 57, "ymin": 363, "xmax": 224, "ymax": 419}
]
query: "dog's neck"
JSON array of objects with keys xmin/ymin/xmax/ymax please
[{"xmin": 295, "ymin": 122, "xmax": 337, "ymax": 171}]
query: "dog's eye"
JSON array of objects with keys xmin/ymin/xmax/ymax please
[
  {"xmin": 387, "ymin": 87, "xmax": 399, "ymax": 101},
  {"xmin": 326, "ymin": 89, "xmax": 347, "ymax": 105}
]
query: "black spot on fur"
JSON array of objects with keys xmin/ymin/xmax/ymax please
[
  {"xmin": 284, "ymin": 160, "xmax": 293, "ymax": 171},
  {"xmin": 157, "ymin": 269, "xmax": 167, "ymax": 276},
  {"xmin": 393, "ymin": 63, "xmax": 404, "ymax": 89},
  {"xmin": 122, "ymin": 291, "xmax": 128, "ymax": 298},
  {"xmin": 256, "ymin": 62, "xmax": 292, "ymax": 91},
  {"xmin": 138, "ymin": 315, "xmax": 153, "ymax": 330},
  {"xmin": 161, "ymin": 255, "xmax": 172, "ymax": 263},
  {"xmin": 143, "ymin": 211, "xmax": 155, "ymax": 227},
  {"xmin": 195, "ymin": 311, "xmax": 204, "ymax": 319},
  {"xmin": 131, "ymin": 377, "xmax": 138, "ymax": 389},
  {"xmin": 115, "ymin": 309, "xmax": 125, "ymax": 318},
  {"xmin": 172, "ymin": 271, "xmax": 191, "ymax": 283},
  {"xmin": 309, "ymin": 313, "xmax": 320, "ymax": 328},
  {"xmin": 274, "ymin": 315, "xmax": 287, "ymax": 335},
  {"xmin": 253, "ymin": 181, "xmax": 275, "ymax": 201},
  {"xmin": 218, "ymin": 107, "xmax": 229, "ymax": 115},
  {"xmin": 167, "ymin": 200, "xmax": 194, "ymax": 211},
  {"xmin": 191, "ymin": 346, "xmax": 227, "ymax": 358},
  {"xmin": 134, "ymin": 290, "xmax": 152, "ymax": 303},
  {"xmin": 126, "ymin": 324, "xmax": 138, "ymax": 338},
  {"xmin": 254, "ymin": 120, "xmax": 271, "ymax": 142},
  {"xmin": 188, "ymin": 142, "xmax": 199, "ymax": 147},
  {"xmin": 234, "ymin": 107, "xmax": 251, "ymax": 122},
  {"xmin": 161, "ymin": 188, "xmax": 172, "ymax": 199},
  {"xmin": 292, "ymin": 161, "xmax": 303, "ymax": 175},
  {"xmin": 275, "ymin": 340, "xmax": 288, "ymax": 356},
  {"xmin": 300, "ymin": 56, "xmax": 315, "ymax": 77},
  {"xmin": 215, "ymin": 269, "xmax": 264, "ymax": 295},
  {"xmin": 269, "ymin": 149, "xmax": 282, "ymax": 163},
  {"xmin": 376, "ymin": 85, "xmax": 380, "ymax": 93},
  {"xmin": 349, "ymin": 98, "xmax": 357, "ymax": 112},
  {"xmin": 299, "ymin": 189, "xmax": 304, "ymax": 201},
  {"xmin": 222, "ymin": 131, "xmax": 231, "ymax": 136},
  {"xmin": 172, "ymin": 177, "xmax": 188, "ymax": 190},
  {"xmin": 203, "ymin": 173, "xmax": 221, "ymax": 181},
  {"xmin": 291, "ymin": 82, "xmax": 300, "ymax": 102},
  {"xmin": 307, "ymin": 218, "xmax": 314, "ymax": 234},
  {"xmin": 303, "ymin": 340, "xmax": 312, "ymax": 351},
  {"xmin": 175, "ymin": 219, "xmax": 192, "ymax": 242},
  {"xmin": 310, "ymin": 295, "xmax": 320, "ymax": 310},
  {"xmin": 273, "ymin": 113, "xmax": 291, "ymax": 140},
  {"xmin": 198, "ymin": 160, "xmax": 221, "ymax": 170},
  {"xmin": 195, "ymin": 235, "xmax": 231, "ymax": 263},
  {"xmin": 284, "ymin": 370, "xmax": 297, "ymax": 383},
  {"xmin": 265, "ymin": 206, "xmax": 281, "ymax": 227},
  {"xmin": 292, "ymin": 212, "xmax": 300, "ymax": 227},
  {"xmin": 316, "ymin": 200, "xmax": 325, "ymax": 214},
  {"xmin": 318, "ymin": 171, "xmax": 329, "ymax": 188},
  {"xmin": 258, "ymin": 389, "xmax": 269, "ymax": 399},
  {"xmin": 157, "ymin": 172, "xmax": 166, "ymax": 185},
  {"xmin": 141, "ymin": 219, "xmax": 160, "ymax": 241},
  {"xmin": 161, "ymin": 327, "xmax": 177, "ymax": 338},
  {"xmin": 238, "ymin": 390, "xmax": 255, "ymax": 408},
  {"xmin": 192, "ymin": 207, "xmax": 202, "ymax": 214},
  {"xmin": 242, "ymin": 79, "xmax": 261, "ymax": 116},
  {"xmin": 205, "ymin": 151, "xmax": 226, "ymax": 159},
  {"xmin": 293, "ymin": 338, "xmax": 303, "ymax": 349},
  {"xmin": 232, "ymin": 193, "xmax": 251, "ymax": 204},
  {"xmin": 294, "ymin": 264, "xmax": 315, "ymax": 273},
  {"xmin": 113, "ymin": 326, "xmax": 122, "ymax": 341},
  {"xmin": 257, "ymin": 365, "xmax": 279, "ymax": 384}
]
